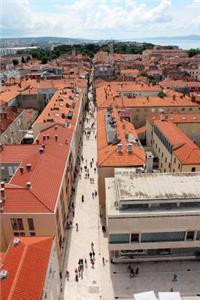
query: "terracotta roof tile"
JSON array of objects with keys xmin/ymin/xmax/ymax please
[{"xmin": 1, "ymin": 237, "xmax": 53, "ymax": 300}]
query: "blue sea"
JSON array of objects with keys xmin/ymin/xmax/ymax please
[{"xmin": 134, "ymin": 38, "xmax": 200, "ymax": 50}]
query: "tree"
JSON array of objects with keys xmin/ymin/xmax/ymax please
[
  {"xmin": 12, "ymin": 59, "xmax": 19, "ymax": 66},
  {"xmin": 187, "ymin": 48, "xmax": 200, "ymax": 57},
  {"xmin": 158, "ymin": 91, "xmax": 167, "ymax": 98},
  {"xmin": 40, "ymin": 56, "xmax": 48, "ymax": 64},
  {"xmin": 21, "ymin": 56, "xmax": 25, "ymax": 63}
]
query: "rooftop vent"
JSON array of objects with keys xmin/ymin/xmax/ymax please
[
  {"xmin": 1, "ymin": 182, "xmax": 5, "ymax": 188},
  {"xmin": 26, "ymin": 164, "xmax": 32, "ymax": 172},
  {"xmin": 54, "ymin": 125, "xmax": 58, "ymax": 130},
  {"xmin": 127, "ymin": 143, "xmax": 133, "ymax": 153},
  {"xmin": 39, "ymin": 147, "xmax": 44, "ymax": 154},
  {"xmin": 19, "ymin": 167, "xmax": 23, "ymax": 175},
  {"xmin": 0, "ymin": 270, "xmax": 8, "ymax": 280},
  {"xmin": 117, "ymin": 143, "xmax": 123, "ymax": 153},
  {"xmin": 55, "ymin": 135, "xmax": 58, "ymax": 141},
  {"xmin": 13, "ymin": 238, "xmax": 20, "ymax": 247},
  {"xmin": 0, "ymin": 188, "xmax": 5, "ymax": 199},
  {"xmin": 26, "ymin": 182, "xmax": 32, "ymax": 190}
]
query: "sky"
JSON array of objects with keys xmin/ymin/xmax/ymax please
[{"xmin": 1, "ymin": 0, "xmax": 200, "ymax": 39}]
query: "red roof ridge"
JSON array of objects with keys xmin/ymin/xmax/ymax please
[
  {"xmin": 27, "ymin": 189, "xmax": 54, "ymax": 213},
  {"xmin": 8, "ymin": 243, "xmax": 28, "ymax": 299}
]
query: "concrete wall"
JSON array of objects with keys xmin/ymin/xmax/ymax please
[{"xmin": 43, "ymin": 239, "xmax": 60, "ymax": 300}]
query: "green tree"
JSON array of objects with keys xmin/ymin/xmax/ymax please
[
  {"xmin": 40, "ymin": 56, "xmax": 48, "ymax": 64},
  {"xmin": 187, "ymin": 48, "xmax": 200, "ymax": 57},
  {"xmin": 12, "ymin": 59, "xmax": 19, "ymax": 66}
]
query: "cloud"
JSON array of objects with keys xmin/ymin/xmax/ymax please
[
  {"xmin": 1, "ymin": 0, "xmax": 173, "ymax": 38},
  {"xmin": 0, "ymin": 0, "xmax": 199, "ymax": 38}
]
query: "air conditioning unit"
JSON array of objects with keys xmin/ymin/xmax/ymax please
[{"xmin": 117, "ymin": 143, "xmax": 123, "ymax": 153}]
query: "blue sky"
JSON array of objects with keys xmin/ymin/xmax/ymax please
[{"xmin": 1, "ymin": 0, "xmax": 200, "ymax": 38}]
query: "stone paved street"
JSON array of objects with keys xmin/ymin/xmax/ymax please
[{"xmin": 62, "ymin": 92, "xmax": 200, "ymax": 300}]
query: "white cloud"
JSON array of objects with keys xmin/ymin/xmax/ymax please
[{"xmin": 0, "ymin": 0, "xmax": 199, "ymax": 38}]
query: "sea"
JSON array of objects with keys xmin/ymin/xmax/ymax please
[{"xmin": 134, "ymin": 38, "xmax": 200, "ymax": 50}]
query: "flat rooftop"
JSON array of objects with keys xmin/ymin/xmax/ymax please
[{"xmin": 115, "ymin": 172, "xmax": 200, "ymax": 202}]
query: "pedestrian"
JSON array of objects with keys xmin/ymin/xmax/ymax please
[
  {"xmin": 130, "ymin": 267, "xmax": 134, "ymax": 278},
  {"xmin": 102, "ymin": 257, "xmax": 105, "ymax": 266},
  {"xmin": 91, "ymin": 242, "xmax": 94, "ymax": 250},
  {"xmin": 85, "ymin": 258, "xmax": 87, "ymax": 268},
  {"xmin": 95, "ymin": 190, "xmax": 97, "ymax": 197},
  {"xmin": 72, "ymin": 210, "xmax": 75, "ymax": 217},
  {"xmin": 90, "ymin": 162, "xmax": 92, "ymax": 168},
  {"xmin": 91, "ymin": 258, "xmax": 94, "ymax": 268},
  {"xmin": 65, "ymin": 270, "xmax": 69, "ymax": 281},
  {"xmin": 82, "ymin": 194, "xmax": 84, "ymax": 203},
  {"xmin": 92, "ymin": 192, "xmax": 94, "ymax": 199},
  {"xmin": 60, "ymin": 272, "xmax": 62, "ymax": 279},
  {"xmin": 172, "ymin": 274, "xmax": 178, "ymax": 282},
  {"xmin": 76, "ymin": 223, "xmax": 79, "ymax": 232},
  {"xmin": 92, "ymin": 158, "xmax": 94, "ymax": 163},
  {"xmin": 92, "ymin": 250, "xmax": 95, "ymax": 259},
  {"xmin": 75, "ymin": 274, "xmax": 78, "ymax": 282},
  {"xmin": 71, "ymin": 202, "xmax": 74, "ymax": 209},
  {"xmin": 89, "ymin": 252, "xmax": 92, "ymax": 259},
  {"xmin": 135, "ymin": 267, "xmax": 139, "ymax": 275},
  {"xmin": 94, "ymin": 168, "xmax": 96, "ymax": 173}
]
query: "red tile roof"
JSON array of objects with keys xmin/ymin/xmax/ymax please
[
  {"xmin": 1, "ymin": 237, "xmax": 53, "ymax": 300},
  {"xmin": 0, "ymin": 124, "xmax": 73, "ymax": 213},
  {"xmin": 148, "ymin": 113, "xmax": 200, "ymax": 124},
  {"xmin": 154, "ymin": 120, "xmax": 200, "ymax": 165},
  {"xmin": 97, "ymin": 108, "xmax": 145, "ymax": 167}
]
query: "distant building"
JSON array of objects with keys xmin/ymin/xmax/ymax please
[{"xmin": 106, "ymin": 169, "xmax": 200, "ymax": 262}]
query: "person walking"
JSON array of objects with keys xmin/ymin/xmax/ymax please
[
  {"xmin": 91, "ymin": 242, "xmax": 94, "ymax": 250},
  {"xmin": 81, "ymin": 195, "xmax": 84, "ymax": 203},
  {"xmin": 85, "ymin": 258, "xmax": 87, "ymax": 268},
  {"xmin": 89, "ymin": 252, "xmax": 93, "ymax": 259},
  {"xmin": 92, "ymin": 250, "xmax": 95, "ymax": 260},
  {"xmin": 76, "ymin": 223, "xmax": 79, "ymax": 232},
  {"xmin": 135, "ymin": 267, "xmax": 139, "ymax": 275},
  {"xmin": 65, "ymin": 270, "xmax": 69, "ymax": 281},
  {"xmin": 102, "ymin": 257, "xmax": 105, "ymax": 266}
]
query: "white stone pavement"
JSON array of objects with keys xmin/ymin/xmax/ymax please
[{"xmin": 62, "ymin": 96, "xmax": 200, "ymax": 300}]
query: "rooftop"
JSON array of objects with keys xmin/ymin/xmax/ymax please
[
  {"xmin": 115, "ymin": 172, "xmax": 200, "ymax": 202},
  {"xmin": 97, "ymin": 108, "xmax": 145, "ymax": 167},
  {"xmin": 0, "ymin": 237, "xmax": 53, "ymax": 300},
  {"xmin": 148, "ymin": 113, "xmax": 200, "ymax": 124},
  {"xmin": 154, "ymin": 120, "xmax": 200, "ymax": 164},
  {"xmin": 0, "ymin": 124, "xmax": 73, "ymax": 213},
  {"xmin": 96, "ymin": 82, "xmax": 197, "ymax": 109}
]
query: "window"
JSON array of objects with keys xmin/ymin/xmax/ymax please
[
  {"xmin": 27, "ymin": 218, "xmax": 35, "ymax": 231},
  {"xmin": 164, "ymin": 169, "xmax": 166, "ymax": 172},
  {"xmin": 109, "ymin": 234, "xmax": 129, "ymax": 244},
  {"xmin": 131, "ymin": 234, "xmax": 139, "ymax": 242},
  {"xmin": 10, "ymin": 218, "xmax": 24, "ymax": 231},
  {"xmin": 165, "ymin": 158, "xmax": 167, "ymax": 163},
  {"xmin": 191, "ymin": 167, "xmax": 196, "ymax": 172},
  {"xmin": 174, "ymin": 157, "xmax": 176, "ymax": 163},
  {"xmin": 186, "ymin": 231, "xmax": 194, "ymax": 241},
  {"xmin": 141, "ymin": 231, "xmax": 185, "ymax": 243},
  {"xmin": 161, "ymin": 153, "xmax": 163, "ymax": 158},
  {"xmin": 178, "ymin": 164, "xmax": 181, "ymax": 169},
  {"xmin": 168, "ymin": 163, "xmax": 171, "ymax": 168}
]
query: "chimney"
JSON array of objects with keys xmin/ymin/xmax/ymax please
[
  {"xmin": 127, "ymin": 143, "xmax": 133, "ymax": 153},
  {"xmin": 55, "ymin": 135, "xmax": 58, "ymax": 141},
  {"xmin": 145, "ymin": 151, "xmax": 154, "ymax": 173},
  {"xmin": 1, "ymin": 182, "xmax": 5, "ymax": 188},
  {"xmin": 0, "ymin": 188, "xmax": 5, "ymax": 199},
  {"xmin": 39, "ymin": 147, "xmax": 44, "ymax": 154},
  {"xmin": 117, "ymin": 143, "xmax": 123, "ymax": 153},
  {"xmin": 19, "ymin": 167, "xmax": 23, "ymax": 175},
  {"xmin": 26, "ymin": 182, "xmax": 32, "ymax": 190},
  {"xmin": 54, "ymin": 125, "xmax": 58, "ymax": 130},
  {"xmin": 26, "ymin": 164, "xmax": 32, "ymax": 172},
  {"xmin": 173, "ymin": 94, "xmax": 176, "ymax": 100}
]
